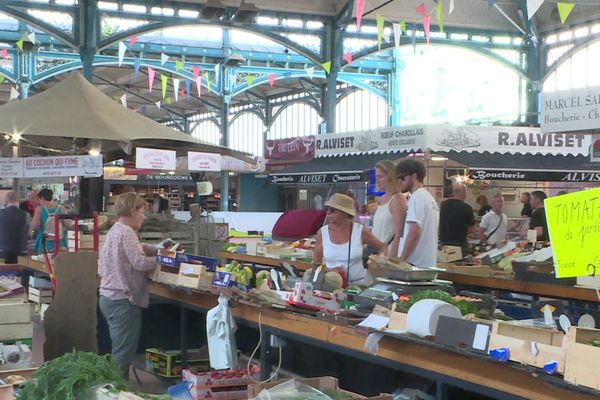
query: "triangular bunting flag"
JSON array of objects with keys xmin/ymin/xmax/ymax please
[
  {"xmin": 165, "ymin": 96, "xmax": 173, "ymax": 105},
  {"xmin": 118, "ymin": 42, "xmax": 127, "ymax": 67},
  {"xmin": 175, "ymin": 59, "xmax": 184, "ymax": 72},
  {"xmin": 557, "ymin": 2, "xmax": 575, "ymax": 24},
  {"xmin": 16, "ymin": 40, "xmax": 23, "ymax": 52},
  {"xmin": 161, "ymin": 74, "xmax": 168, "ymax": 99},
  {"xmin": 449, "ymin": 0, "xmax": 455, "ymax": 14},
  {"xmin": 205, "ymin": 72, "xmax": 211, "ymax": 93},
  {"xmin": 134, "ymin": 57, "xmax": 141, "ymax": 80},
  {"xmin": 424, "ymin": 15, "xmax": 431, "ymax": 45},
  {"xmin": 148, "ymin": 67, "xmax": 156, "ymax": 92},
  {"xmin": 393, "ymin": 23, "xmax": 401, "ymax": 50},
  {"xmin": 192, "ymin": 66, "xmax": 200, "ymax": 77},
  {"xmin": 195, "ymin": 76, "xmax": 202, "ymax": 97},
  {"xmin": 411, "ymin": 24, "xmax": 417, "ymax": 53},
  {"xmin": 401, "ymin": 20, "xmax": 407, "ymax": 34},
  {"xmin": 322, "ymin": 61, "xmax": 332, "ymax": 74},
  {"xmin": 343, "ymin": 52, "xmax": 353, "ymax": 65},
  {"xmin": 0, "ymin": 49, "xmax": 7, "ymax": 58},
  {"xmin": 155, "ymin": 101, "xmax": 161, "ymax": 109},
  {"xmin": 437, "ymin": 0, "xmax": 444, "ymax": 32},
  {"xmin": 214, "ymin": 64, "xmax": 220, "ymax": 84},
  {"xmin": 376, "ymin": 14, "xmax": 385, "ymax": 50},
  {"xmin": 160, "ymin": 53, "xmax": 169, "ymax": 66},
  {"xmin": 120, "ymin": 93, "xmax": 127, "ymax": 108},
  {"xmin": 173, "ymin": 78, "xmax": 180, "ymax": 102},
  {"xmin": 9, "ymin": 86, "xmax": 19, "ymax": 101},
  {"xmin": 185, "ymin": 80, "xmax": 192, "ymax": 97},
  {"xmin": 355, "ymin": 0, "xmax": 366, "ymax": 31},
  {"xmin": 27, "ymin": 32, "xmax": 36, "ymax": 44},
  {"xmin": 417, "ymin": 3, "xmax": 427, "ymax": 16},
  {"xmin": 526, "ymin": 0, "xmax": 544, "ymax": 20},
  {"xmin": 268, "ymin": 74, "xmax": 276, "ymax": 87},
  {"xmin": 179, "ymin": 88, "xmax": 186, "ymax": 99},
  {"xmin": 129, "ymin": 34, "xmax": 138, "ymax": 47},
  {"xmin": 305, "ymin": 66, "xmax": 315, "ymax": 78},
  {"xmin": 0, "ymin": 75, "xmax": 4, "ymax": 84},
  {"xmin": 246, "ymin": 75, "xmax": 255, "ymax": 86}
]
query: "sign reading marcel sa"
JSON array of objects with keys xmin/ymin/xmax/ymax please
[{"xmin": 541, "ymin": 86, "xmax": 600, "ymax": 133}]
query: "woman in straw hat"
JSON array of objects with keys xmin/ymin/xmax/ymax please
[{"xmin": 313, "ymin": 193, "xmax": 386, "ymax": 287}]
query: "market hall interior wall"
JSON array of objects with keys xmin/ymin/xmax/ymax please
[{"xmin": 238, "ymin": 174, "xmax": 280, "ymax": 212}]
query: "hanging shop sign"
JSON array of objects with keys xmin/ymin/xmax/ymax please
[
  {"xmin": 142, "ymin": 174, "xmax": 193, "ymax": 181},
  {"xmin": 429, "ymin": 125, "xmax": 590, "ymax": 156},
  {"xmin": 135, "ymin": 147, "xmax": 176, "ymax": 170},
  {"xmin": 467, "ymin": 168, "xmax": 600, "ymax": 183},
  {"xmin": 188, "ymin": 152, "xmax": 221, "ymax": 171},
  {"xmin": 221, "ymin": 155, "xmax": 264, "ymax": 172},
  {"xmin": 269, "ymin": 171, "xmax": 364, "ymax": 184},
  {"xmin": 264, "ymin": 136, "xmax": 315, "ymax": 159},
  {"xmin": 315, "ymin": 126, "xmax": 427, "ymax": 157},
  {"xmin": 591, "ymin": 134, "xmax": 600, "ymax": 162},
  {"xmin": 0, "ymin": 158, "xmax": 24, "ymax": 178},
  {"xmin": 18, "ymin": 155, "xmax": 103, "ymax": 178},
  {"xmin": 545, "ymin": 187, "xmax": 600, "ymax": 278},
  {"xmin": 540, "ymin": 86, "xmax": 600, "ymax": 133}
]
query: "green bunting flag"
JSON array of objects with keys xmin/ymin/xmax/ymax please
[
  {"xmin": 246, "ymin": 75, "xmax": 255, "ymax": 86},
  {"xmin": 376, "ymin": 14, "xmax": 385, "ymax": 50},
  {"xmin": 175, "ymin": 60, "xmax": 184, "ymax": 72},
  {"xmin": 16, "ymin": 40, "xmax": 23, "ymax": 51},
  {"xmin": 161, "ymin": 74, "xmax": 168, "ymax": 99},
  {"xmin": 322, "ymin": 61, "xmax": 332, "ymax": 74},
  {"xmin": 557, "ymin": 2, "xmax": 575, "ymax": 24},
  {"xmin": 205, "ymin": 72, "xmax": 211, "ymax": 93},
  {"xmin": 437, "ymin": 0, "xmax": 444, "ymax": 33}
]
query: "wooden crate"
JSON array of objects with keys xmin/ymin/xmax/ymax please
[
  {"xmin": 177, "ymin": 263, "xmax": 214, "ymax": 291},
  {"xmin": 564, "ymin": 326, "xmax": 600, "ymax": 390},
  {"xmin": 27, "ymin": 287, "xmax": 53, "ymax": 304},
  {"xmin": 0, "ymin": 301, "xmax": 33, "ymax": 324},
  {"xmin": 67, "ymin": 232, "xmax": 105, "ymax": 251},
  {"xmin": 149, "ymin": 265, "xmax": 180, "ymax": 286},
  {"xmin": 0, "ymin": 322, "xmax": 33, "ymax": 341},
  {"xmin": 488, "ymin": 321, "xmax": 567, "ymax": 374}
]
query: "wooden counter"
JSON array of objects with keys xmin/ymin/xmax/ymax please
[{"xmin": 218, "ymin": 251, "xmax": 311, "ymax": 271}]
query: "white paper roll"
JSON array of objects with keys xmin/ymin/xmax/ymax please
[{"xmin": 406, "ymin": 299, "xmax": 462, "ymax": 338}]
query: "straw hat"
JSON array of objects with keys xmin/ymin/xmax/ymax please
[{"xmin": 324, "ymin": 193, "xmax": 357, "ymax": 217}]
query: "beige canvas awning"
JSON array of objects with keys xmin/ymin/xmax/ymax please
[{"xmin": 0, "ymin": 72, "xmax": 248, "ymax": 160}]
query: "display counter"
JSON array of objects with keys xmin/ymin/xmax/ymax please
[{"xmin": 17, "ymin": 256, "xmax": 600, "ymax": 400}]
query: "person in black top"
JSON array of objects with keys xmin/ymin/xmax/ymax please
[
  {"xmin": 439, "ymin": 183, "xmax": 475, "ymax": 257},
  {"xmin": 476, "ymin": 195, "xmax": 492, "ymax": 217},
  {"xmin": 520, "ymin": 192, "xmax": 533, "ymax": 217},
  {"xmin": 0, "ymin": 191, "xmax": 29, "ymax": 263},
  {"xmin": 529, "ymin": 190, "xmax": 549, "ymax": 242}
]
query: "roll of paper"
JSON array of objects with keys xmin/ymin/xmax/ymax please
[{"xmin": 407, "ymin": 299, "xmax": 462, "ymax": 338}]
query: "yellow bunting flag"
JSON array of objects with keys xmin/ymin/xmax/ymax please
[
  {"xmin": 322, "ymin": 61, "xmax": 332, "ymax": 74},
  {"xmin": 175, "ymin": 60, "xmax": 184, "ymax": 72},
  {"xmin": 401, "ymin": 20, "xmax": 407, "ymax": 34},
  {"xmin": 545, "ymin": 187, "xmax": 600, "ymax": 278},
  {"xmin": 161, "ymin": 75, "xmax": 168, "ymax": 99},
  {"xmin": 16, "ymin": 40, "xmax": 23, "ymax": 51},
  {"xmin": 246, "ymin": 75, "xmax": 255, "ymax": 86},
  {"xmin": 557, "ymin": 2, "xmax": 575, "ymax": 24},
  {"xmin": 0, "ymin": 75, "xmax": 4, "ymax": 84},
  {"xmin": 205, "ymin": 72, "xmax": 211, "ymax": 93},
  {"xmin": 437, "ymin": 0, "xmax": 444, "ymax": 33},
  {"xmin": 376, "ymin": 14, "xmax": 385, "ymax": 50},
  {"xmin": 165, "ymin": 96, "xmax": 173, "ymax": 105}
]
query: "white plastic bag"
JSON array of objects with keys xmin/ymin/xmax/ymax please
[{"xmin": 206, "ymin": 294, "xmax": 238, "ymax": 370}]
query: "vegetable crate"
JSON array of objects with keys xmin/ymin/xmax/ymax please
[
  {"xmin": 28, "ymin": 286, "xmax": 53, "ymax": 304},
  {"xmin": 488, "ymin": 321, "xmax": 567, "ymax": 374},
  {"xmin": 183, "ymin": 366, "xmax": 260, "ymax": 400},
  {"xmin": 564, "ymin": 326, "xmax": 600, "ymax": 390},
  {"xmin": 145, "ymin": 347, "xmax": 210, "ymax": 378}
]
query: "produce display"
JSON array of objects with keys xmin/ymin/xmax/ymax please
[
  {"xmin": 217, "ymin": 261, "xmax": 253, "ymax": 286},
  {"xmin": 395, "ymin": 289, "xmax": 479, "ymax": 316}
]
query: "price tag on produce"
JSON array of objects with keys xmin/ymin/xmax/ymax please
[{"xmin": 545, "ymin": 187, "xmax": 600, "ymax": 278}]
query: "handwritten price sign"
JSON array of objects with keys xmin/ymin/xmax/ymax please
[{"xmin": 546, "ymin": 187, "xmax": 600, "ymax": 278}]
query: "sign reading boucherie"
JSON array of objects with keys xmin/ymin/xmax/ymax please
[{"xmin": 541, "ymin": 86, "xmax": 600, "ymax": 133}]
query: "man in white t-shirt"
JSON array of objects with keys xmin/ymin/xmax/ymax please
[
  {"xmin": 395, "ymin": 159, "xmax": 440, "ymax": 267},
  {"xmin": 478, "ymin": 194, "xmax": 508, "ymax": 246}
]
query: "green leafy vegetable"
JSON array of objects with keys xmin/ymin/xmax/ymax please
[
  {"xmin": 395, "ymin": 289, "xmax": 478, "ymax": 316},
  {"xmin": 17, "ymin": 351, "xmax": 127, "ymax": 400}
]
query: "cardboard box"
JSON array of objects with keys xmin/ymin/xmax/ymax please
[
  {"xmin": 488, "ymin": 320, "xmax": 567, "ymax": 374},
  {"xmin": 0, "ymin": 301, "xmax": 33, "ymax": 325},
  {"xmin": 434, "ymin": 316, "xmax": 492, "ymax": 354},
  {"xmin": 247, "ymin": 376, "xmax": 368, "ymax": 399},
  {"xmin": 145, "ymin": 347, "xmax": 210, "ymax": 378},
  {"xmin": 0, "ymin": 322, "xmax": 33, "ymax": 341},
  {"xmin": 564, "ymin": 326, "xmax": 600, "ymax": 390},
  {"xmin": 184, "ymin": 367, "xmax": 259, "ymax": 400},
  {"xmin": 29, "ymin": 277, "xmax": 52, "ymax": 289},
  {"xmin": 177, "ymin": 263, "xmax": 214, "ymax": 291},
  {"xmin": 438, "ymin": 246, "xmax": 463, "ymax": 263}
]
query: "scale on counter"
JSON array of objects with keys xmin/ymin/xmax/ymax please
[{"xmin": 354, "ymin": 278, "xmax": 454, "ymax": 311}]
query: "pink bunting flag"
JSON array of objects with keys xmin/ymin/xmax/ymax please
[
  {"xmin": 355, "ymin": 0, "xmax": 366, "ymax": 30},
  {"xmin": 148, "ymin": 67, "xmax": 155, "ymax": 92},
  {"xmin": 343, "ymin": 52, "xmax": 353, "ymax": 65},
  {"xmin": 267, "ymin": 74, "xmax": 276, "ymax": 87},
  {"xmin": 192, "ymin": 66, "xmax": 201, "ymax": 77},
  {"xmin": 195, "ymin": 75, "xmax": 202, "ymax": 97},
  {"xmin": 424, "ymin": 15, "xmax": 431, "ymax": 45},
  {"xmin": 129, "ymin": 35, "xmax": 138, "ymax": 47},
  {"xmin": 417, "ymin": 3, "xmax": 427, "ymax": 16},
  {"xmin": 0, "ymin": 49, "xmax": 7, "ymax": 58},
  {"xmin": 179, "ymin": 88, "xmax": 186, "ymax": 98}
]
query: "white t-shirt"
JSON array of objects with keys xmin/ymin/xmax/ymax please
[
  {"xmin": 479, "ymin": 211, "xmax": 507, "ymax": 245},
  {"xmin": 397, "ymin": 188, "xmax": 439, "ymax": 267}
]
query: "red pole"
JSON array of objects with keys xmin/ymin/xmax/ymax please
[
  {"xmin": 54, "ymin": 213, "xmax": 60, "ymax": 256},
  {"xmin": 74, "ymin": 215, "xmax": 79, "ymax": 252}
]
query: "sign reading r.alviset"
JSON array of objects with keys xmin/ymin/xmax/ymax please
[
  {"xmin": 541, "ymin": 86, "xmax": 600, "ymax": 133},
  {"xmin": 545, "ymin": 187, "xmax": 600, "ymax": 278},
  {"xmin": 135, "ymin": 147, "xmax": 176, "ymax": 170}
]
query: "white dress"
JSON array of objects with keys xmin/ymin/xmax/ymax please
[
  {"xmin": 321, "ymin": 222, "xmax": 373, "ymax": 286},
  {"xmin": 372, "ymin": 198, "xmax": 395, "ymax": 244}
]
